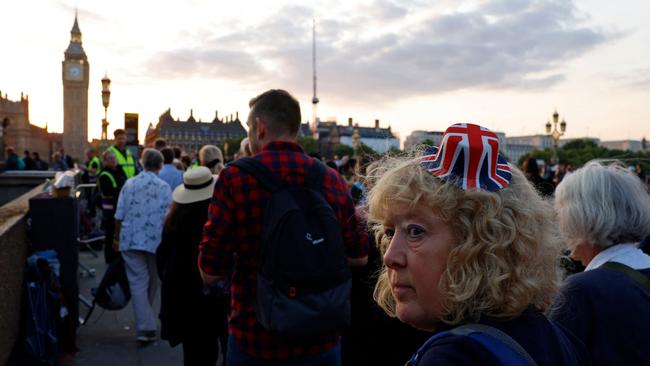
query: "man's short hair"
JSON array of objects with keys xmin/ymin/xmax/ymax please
[
  {"xmin": 154, "ymin": 138, "xmax": 167, "ymax": 150},
  {"xmin": 172, "ymin": 146, "xmax": 182, "ymax": 159},
  {"xmin": 102, "ymin": 150, "xmax": 115, "ymax": 161},
  {"xmin": 114, "ymin": 129, "xmax": 126, "ymax": 137},
  {"xmin": 141, "ymin": 148, "xmax": 164, "ymax": 171},
  {"xmin": 160, "ymin": 147, "xmax": 174, "ymax": 164},
  {"xmin": 249, "ymin": 89, "xmax": 301, "ymax": 137}
]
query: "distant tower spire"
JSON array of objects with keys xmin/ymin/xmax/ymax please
[
  {"xmin": 311, "ymin": 18, "xmax": 320, "ymax": 138},
  {"xmin": 71, "ymin": 9, "xmax": 82, "ymax": 43}
]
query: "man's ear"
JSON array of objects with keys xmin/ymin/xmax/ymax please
[{"xmin": 256, "ymin": 118, "xmax": 267, "ymax": 140}]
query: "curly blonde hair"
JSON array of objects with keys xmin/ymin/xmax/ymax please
[{"xmin": 366, "ymin": 155, "xmax": 563, "ymax": 325}]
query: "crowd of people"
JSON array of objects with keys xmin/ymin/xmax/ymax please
[{"xmin": 13, "ymin": 88, "xmax": 650, "ymax": 366}]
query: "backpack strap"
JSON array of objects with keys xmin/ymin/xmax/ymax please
[
  {"xmin": 408, "ymin": 323, "xmax": 538, "ymax": 366},
  {"xmin": 602, "ymin": 261, "xmax": 650, "ymax": 292},
  {"xmin": 229, "ymin": 157, "xmax": 283, "ymax": 192}
]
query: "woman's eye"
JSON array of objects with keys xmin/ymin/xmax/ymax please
[{"xmin": 406, "ymin": 225, "xmax": 425, "ymax": 238}]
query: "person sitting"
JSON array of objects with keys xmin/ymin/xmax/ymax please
[
  {"xmin": 366, "ymin": 123, "xmax": 589, "ymax": 366},
  {"xmin": 549, "ymin": 161, "xmax": 650, "ymax": 365},
  {"xmin": 23, "ymin": 150, "xmax": 36, "ymax": 170},
  {"xmin": 4, "ymin": 146, "xmax": 21, "ymax": 170},
  {"xmin": 52, "ymin": 152, "xmax": 69, "ymax": 171},
  {"xmin": 33, "ymin": 151, "xmax": 49, "ymax": 170}
]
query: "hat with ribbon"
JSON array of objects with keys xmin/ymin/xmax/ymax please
[
  {"xmin": 172, "ymin": 166, "xmax": 216, "ymax": 204},
  {"xmin": 420, "ymin": 123, "xmax": 512, "ymax": 192}
]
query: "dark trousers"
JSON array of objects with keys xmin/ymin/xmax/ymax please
[
  {"xmin": 101, "ymin": 211, "xmax": 118, "ymax": 264},
  {"xmin": 181, "ymin": 330, "xmax": 223, "ymax": 366}
]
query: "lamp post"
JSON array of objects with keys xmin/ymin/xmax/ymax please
[
  {"xmin": 101, "ymin": 74, "xmax": 111, "ymax": 143},
  {"xmin": 545, "ymin": 110, "xmax": 567, "ymax": 164}
]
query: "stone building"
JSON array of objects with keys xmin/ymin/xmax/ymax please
[
  {"xmin": 306, "ymin": 118, "xmax": 399, "ymax": 158},
  {"xmin": 0, "ymin": 92, "xmax": 61, "ymax": 161},
  {"xmin": 146, "ymin": 109, "xmax": 246, "ymax": 154}
]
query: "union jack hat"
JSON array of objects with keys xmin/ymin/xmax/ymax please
[{"xmin": 420, "ymin": 123, "xmax": 512, "ymax": 192}]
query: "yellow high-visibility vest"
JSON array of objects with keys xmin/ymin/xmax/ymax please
[{"xmin": 108, "ymin": 145, "xmax": 136, "ymax": 178}]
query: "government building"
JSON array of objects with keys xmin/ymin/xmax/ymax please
[
  {"xmin": 145, "ymin": 109, "xmax": 247, "ymax": 154},
  {"xmin": 0, "ymin": 92, "xmax": 62, "ymax": 161}
]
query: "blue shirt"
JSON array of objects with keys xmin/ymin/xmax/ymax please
[
  {"xmin": 158, "ymin": 164, "xmax": 183, "ymax": 191},
  {"xmin": 115, "ymin": 171, "xmax": 172, "ymax": 253}
]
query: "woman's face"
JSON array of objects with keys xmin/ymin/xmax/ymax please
[{"xmin": 382, "ymin": 204, "xmax": 456, "ymax": 331}]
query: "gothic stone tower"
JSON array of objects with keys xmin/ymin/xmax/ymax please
[{"xmin": 62, "ymin": 13, "xmax": 89, "ymax": 161}]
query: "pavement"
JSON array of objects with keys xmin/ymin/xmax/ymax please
[{"xmin": 69, "ymin": 248, "xmax": 223, "ymax": 366}]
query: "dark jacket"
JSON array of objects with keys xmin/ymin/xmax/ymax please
[
  {"xmin": 97, "ymin": 167, "xmax": 127, "ymax": 210},
  {"xmin": 417, "ymin": 309, "xmax": 589, "ymax": 365},
  {"xmin": 157, "ymin": 199, "xmax": 228, "ymax": 347},
  {"xmin": 5, "ymin": 153, "xmax": 20, "ymax": 170},
  {"xmin": 549, "ymin": 266, "xmax": 650, "ymax": 366}
]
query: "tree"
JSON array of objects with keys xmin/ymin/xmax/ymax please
[
  {"xmin": 387, "ymin": 146, "xmax": 405, "ymax": 156},
  {"xmin": 297, "ymin": 136, "xmax": 319, "ymax": 154},
  {"xmin": 334, "ymin": 143, "xmax": 354, "ymax": 158},
  {"xmin": 518, "ymin": 138, "xmax": 650, "ymax": 174},
  {"xmin": 357, "ymin": 142, "xmax": 378, "ymax": 157},
  {"xmin": 420, "ymin": 139, "xmax": 435, "ymax": 147},
  {"xmin": 216, "ymin": 137, "xmax": 244, "ymax": 160}
]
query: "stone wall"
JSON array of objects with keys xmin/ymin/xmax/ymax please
[{"xmin": 0, "ymin": 184, "xmax": 45, "ymax": 365}]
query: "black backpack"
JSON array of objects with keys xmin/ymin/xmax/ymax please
[
  {"xmin": 82, "ymin": 256, "xmax": 131, "ymax": 324},
  {"xmin": 230, "ymin": 157, "xmax": 352, "ymax": 338}
]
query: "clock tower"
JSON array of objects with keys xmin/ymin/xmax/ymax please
[{"xmin": 62, "ymin": 13, "xmax": 89, "ymax": 161}]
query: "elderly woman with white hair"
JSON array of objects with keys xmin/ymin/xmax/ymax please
[
  {"xmin": 114, "ymin": 148, "xmax": 172, "ymax": 343},
  {"xmin": 549, "ymin": 161, "xmax": 650, "ymax": 365}
]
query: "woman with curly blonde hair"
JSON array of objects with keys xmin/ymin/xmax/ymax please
[{"xmin": 367, "ymin": 123, "xmax": 588, "ymax": 366}]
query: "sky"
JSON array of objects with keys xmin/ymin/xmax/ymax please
[{"xmin": 1, "ymin": 0, "xmax": 649, "ymax": 146}]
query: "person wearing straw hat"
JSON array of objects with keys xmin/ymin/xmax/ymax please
[{"xmin": 157, "ymin": 166, "xmax": 228, "ymax": 365}]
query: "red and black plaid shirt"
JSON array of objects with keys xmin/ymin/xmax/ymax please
[{"xmin": 199, "ymin": 141, "xmax": 369, "ymax": 360}]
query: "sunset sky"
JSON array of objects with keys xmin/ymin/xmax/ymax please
[{"xmin": 1, "ymin": 0, "xmax": 649, "ymax": 145}]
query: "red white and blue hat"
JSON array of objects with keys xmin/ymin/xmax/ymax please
[{"xmin": 420, "ymin": 123, "xmax": 512, "ymax": 192}]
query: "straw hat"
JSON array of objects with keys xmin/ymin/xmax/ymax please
[{"xmin": 172, "ymin": 166, "xmax": 216, "ymax": 204}]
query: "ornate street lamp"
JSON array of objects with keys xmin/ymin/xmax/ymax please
[
  {"xmin": 101, "ymin": 74, "xmax": 111, "ymax": 141},
  {"xmin": 545, "ymin": 110, "xmax": 567, "ymax": 164}
]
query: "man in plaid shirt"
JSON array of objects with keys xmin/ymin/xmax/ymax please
[{"xmin": 199, "ymin": 89, "xmax": 369, "ymax": 365}]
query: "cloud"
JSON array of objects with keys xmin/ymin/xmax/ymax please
[
  {"xmin": 56, "ymin": 1, "xmax": 108, "ymax": 23},
  {"xmin": 620, "ymin": 68, "xmax": 650, "ymax": 89},
  {"xmin": 142, "ymin": 0, "xmax": 614, "ymax": 103}
]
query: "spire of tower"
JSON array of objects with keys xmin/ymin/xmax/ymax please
[
  {"xmin": 70, "ymin": 10, "xmax": 82, "ymax": 45},
  {"xmin": 310, "ymin": 18, "xmax": 320, "ymax": 138},
  {"xmin": 71, "ymin": 10, "xmax": 81, "ymax": 36}
]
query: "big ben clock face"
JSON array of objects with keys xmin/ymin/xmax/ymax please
[{"xmin": 66, "ymin": 64, "xmax": 82, "ymax": 81}]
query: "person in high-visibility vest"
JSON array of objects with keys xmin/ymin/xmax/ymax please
[
  {"xmin": 97, "ymin": 150, "xmax": 127, "ymax": 264},
  {"xmin": 108, "ymin": 129, "xmax": 137, "ymax": 179},
  {"xmin": 83, "ymin": 148, "xmax": 102, "ymax": 217},
  {"xmin": 84, "ymin": 148, "xmax": 102, "ymax": 183}
]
